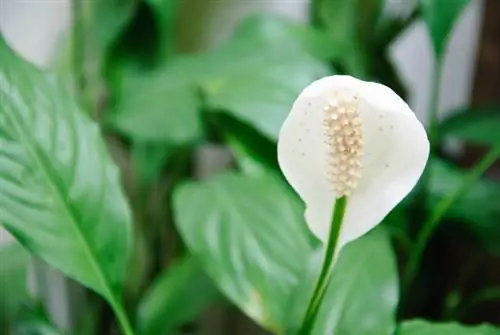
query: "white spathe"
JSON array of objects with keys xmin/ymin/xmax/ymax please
[{"xmin": 278, "ymin": 75, "xmax": 429, "ymax": 250}]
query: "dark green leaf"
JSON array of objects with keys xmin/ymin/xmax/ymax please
[
  {"xmin": 375, "ymin": 0, "xmax": 418, "ymax": 44},
  {"xmin": 132, "ymin": 142, "xmax": 172, "ymax": 185},
  {"xmin": 173, "ymin": 172, "xmax": 314, "ymax": 331},
  {"xmin": 420, "ymin": 0, "xmax": 471, "ymax": 57},
  {"xmin": 398, "ymin": 320, "xmax": 500, "ymax": 334},
  {"xmin": 137, "ymin": 255, "xmax": 221, "ymax": 335},
  {"xmin": 12, "ymin": 302, "xmax": 62, "ymax": 335},
  {"xmin": 315, "ymin": 0, "xmax": 373, "ymax": 76},
  {"xmin": 221, "ymin": 116, "xmax": 279, "ymax": 176},
  {"xmin": 287, "ymin": 227, "xmax": 398, "ymax": 335},
  {"xmin": 440, "ymin": 106, "xmax": 500, "ymax": 147},
  {"xmin": 0, "ymin": 39, "xmax": 132, "ymax": 300},
  {"xmin": 144, "ymin": 0, "xmax": 180, "ymax": 56},
  {"xmin": 0, "ymin": 242, "xmax": 29, "ymax": 331},
  {"xmin": 429, "ymin": 159, "xmax": 500, "ymax": 254},
  {"xmin": 88, "ymin": 0, "xmax": 138, "ymax": 65}
]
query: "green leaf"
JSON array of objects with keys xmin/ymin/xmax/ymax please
[
  {"xmin": 131, "ymin": 142, "xmax": 172, "ymax": 185},
  {"xmin": 88, "ymin": 0, "xmax": 138, "ymax": 65},
  {"xmin": 429, "ymin": 159, "xmax": 500, "ymax": 254},
  {"xmin": 0, "ymin": 39, "xmax": 132, "ymax": 301},
  {"xmin": 221, "ymin": 115, "xmax": 279, "ymax": 176},
  {"xmin": 287, "ymin": 228, "xmax": 398, "ymax": 335},
  {"xmin": 375, "ymin": 0, "xmax": 418, "ymax": 44},
  {"xmin": 144, "ymin": 0, "xmax": 180, "ymax": 56},
  {"xmin": 420, "ymin": 0, "xmax": 471, "ymax": 57},
  {"xmin": 201, "ymin": 16, "xmax": 330, "ymax": 139},
  {"xmin": 137, "ymin": 255, "xmax": 221, "ymax": 335},
  {"xmin": 12, "ymin": 302, "xmax": 62, "ymax": 335},
  {"xmin": 441, "ymin": 106, "xmax": 500, "ymax": 147},
  {"xmin": 315, "ymin": 0, "xmax": 373, "ymax": 77},
  {"xmin": 108, "ymin": 82, "xmax": 202, "ymax": 144},
  {"xmin": 173, "ymin": 172, "xmax": 315, "ymax": 331},
  {"xmin": 0, "ymin": 242, "xmax": 30, "ymax": 331},
  {"xmin": 398, "ymin": 320, "xmax": 500, "ymax": 334},
  {"xmin": 108, "ymin": 14, "xmax": 329, "ymax": 142}
]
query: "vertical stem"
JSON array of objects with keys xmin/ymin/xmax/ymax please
[
  {"xmin": 415, "ymin": 56, "xmax": 444, "ymax": 213},
  {"xmin": 298, "ymin": 197, "xmax": 348, "ymax": 335},
  {"xmin": 404, "ymin": 146, "xmax": 500, "ymax": 291},
  {"xmin": 428, "ymin": 56, "xmax": 444, "ymax": 151},
  {"xmin": 72, "ymin": 0, "xmax": 85, "ymax": 100},
  {"xmin": 402, "ymin": 56, "xmax": 444, "ymax": 298},
  {"xmin": 108, "ymin": 297, "xmax": 135, "ymax": 335}
]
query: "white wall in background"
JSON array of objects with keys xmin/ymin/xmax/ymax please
[
  {"xmin": 390, "ymin": 0, "xmax": 484, "ymax": 123},
  {"xmin": 0, "ymin": 0, "xmax": 70, "ymax": 68}
]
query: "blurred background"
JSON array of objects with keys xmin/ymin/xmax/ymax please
[{"xmin": 1, "ymin": 0, "xmax": 499, "ymax": 334}]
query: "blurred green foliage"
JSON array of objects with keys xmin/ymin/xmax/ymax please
[{"xmin": 1, "ymin": 0, "xmax": 500, "ymax": 334}]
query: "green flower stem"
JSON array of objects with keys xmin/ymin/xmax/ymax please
[
  {"xmin": 428, "ymin": 56, "xmax": 444, "ymax": 151},
  {"xmin": 298, "ymin": 196, "xmax": 348, "ymax": 335},
  {"xmin": 404, "ymin": 146, "xmax": 500, "ymax": 290}
]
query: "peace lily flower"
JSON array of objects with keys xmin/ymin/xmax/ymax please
[{"xmin": 278, "ymin": 75, "xmax": 429, "ymax": 252}]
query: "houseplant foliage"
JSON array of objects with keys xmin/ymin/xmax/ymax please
[{"xmin": 1, "ymin": 0, "xmax": 500, "ymax": 334}]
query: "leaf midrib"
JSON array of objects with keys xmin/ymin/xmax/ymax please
[{"xmin": 3, "ymin": 100, "xmax": 116, "ymax": 301}]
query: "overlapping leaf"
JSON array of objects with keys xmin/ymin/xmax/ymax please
[{"xmin": 0, "ymin": 39, "xmax": 132, "ymax": 300}]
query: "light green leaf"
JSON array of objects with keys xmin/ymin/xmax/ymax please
[
  {"xmin": 173, "ymin": 172, "xmax": 314, "ymax": 331},
  {"xmin": 398, "ymin": 320, "xmax": 500, "ymax": 334},
  {"xmin": 287, "ymin": 228, "xmax": 398, "ymax": 335},
  {"xmin": 420, "ymin": 0, "xmax": 471, "ymax": 57},
  {"xmin": 0, "ymin": 39, "xmax": 132, "ymax": 301},
  {"xmin": 108, "ymin": 14, "xmax": 329, "ymax": 142},
  {"xmin": 429, "ymin": 159, "xmax": 500, "ymax": 254},
  {"xmin": 201, "ymin": 16, "xmax": 330, "ymax": 139},
  {"xmin": 441, "ymin": 106, "xmax": 500, "ymax": 147},
  {"xmin": 0, "ymin": 242, "xmax": 29, "ymax": 331},
  {"xmin": 108, "ymin": 85, "xmax": 202, "ymax": 144},
  {"xmin": 137, "ymin": 255, "xmax": 221, "ymax": 335}
]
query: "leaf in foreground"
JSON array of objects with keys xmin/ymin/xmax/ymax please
[
  {"xmin": 173, "ymin": 172, "xmax": 314, "ymax": 331},
  {"xmin": 0, "ymin": 38, "xmax": 132, "ymax": 301}
]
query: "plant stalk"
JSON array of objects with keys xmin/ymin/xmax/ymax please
[
  {"xmin": 298, "ymin": 196, "xmax": 348, "ymax": 334},
  {"xmin": 401, "ymin": 55, "xmax": 444, "ymax": 299},
  {"xmin": 428, "ymin": 56, "xmax": 444, "ymax": 151},
  {"xmin": 108, "ymin": 297, "xmax": 135, "ymax": 335},
  {"xmin": 404, "ymin": 146, "xmax": 500, "ymax": 290}
]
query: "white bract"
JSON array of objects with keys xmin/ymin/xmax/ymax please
[{"xmin": 278, "ymin": 75, "xmax": 429, "ymax": 250}]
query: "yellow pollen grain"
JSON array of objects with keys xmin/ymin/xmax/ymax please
[{"xmin": 322, "ymin": 91, "xmax": 364, "ymax": 197}]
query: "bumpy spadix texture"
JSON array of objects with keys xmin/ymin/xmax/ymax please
[
  {"xmin": 278, "ymin": 75, "xmax": 429, "ymax": 249},
  {"xmin": 322, "ymin": 90, "xmax": 364, "ymax": 197}
]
